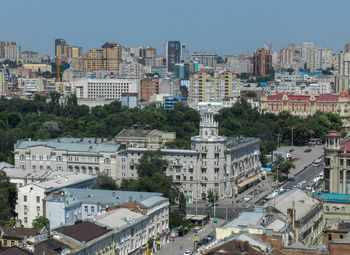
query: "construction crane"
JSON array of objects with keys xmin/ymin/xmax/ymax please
[{"xmin": 56, "ymin": 55, "xmax": 60, "ymax": 82}]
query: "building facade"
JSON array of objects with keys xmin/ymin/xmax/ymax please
[
  {"xmin": 188, "ymin": 71, "xmax": 240, "ymax": 106},
  {"xmin": 260, "ymin": 92, "xmax": 350, "ymax": 130},
  {"xmin": 253, "ymin": 48, "xmax": 272, "ymax": 76},
  {"xmin": 16, "ymin": 173, "xmax": 96, "ymax": 228},
  {"xmin": 165, "ymin": 41, "xmax": 182, "ymax": 72},
  {"xmin": 75, "ymin": 78, "xmax": 139, "ymax": 101},
  {"xmin": 141, "ymin": 77, "xmax": 159, "ymax": 101}
]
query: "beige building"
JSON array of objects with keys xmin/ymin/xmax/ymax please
[
  {"xmin": 83, "ymin": 42, "xmax": 122, "ymax": 72},
  {"xmin": 0, "ymin": 72, "xmax": 6, "ymax": 94},
  {"xmin": 188, "ymin": 70, "xmax": 240, "ymax": 106},
  {"xmin": 115, "ymin": 127, "xmax": 176, "ymax": 149},
  {"xmin": 22, "ymin": 64, "xmax": 52, "ymax": 73},
  {"xmin": 309, "ymin": 46, "xmax": 333, "ymax": 73},
  {"xmin": 69, "ymin": 46, "xmax": 82, "ymax": 58},
  {"xmin": 260, "ymin": 92, "xmax": 350, "ymax": 130}
]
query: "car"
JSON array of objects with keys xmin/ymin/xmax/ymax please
[
  {"xmin": 184, "ymin": 249, "xmax": 192, "ymax": 255},
  {"xmin": 207, "ymin": 235, "xmax": 214, "ymax": 240},
  {"xmin": 306, "ymin": 184, "xmax": 313, "ymax": 190},
  {"xmin": 288, "ymin": 176, "xmax": 295, "ymax": 181}
]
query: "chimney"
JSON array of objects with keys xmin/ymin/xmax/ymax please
[{"xmin": 243, "ymin": 241, "xmax": 249, "ymax": 252}]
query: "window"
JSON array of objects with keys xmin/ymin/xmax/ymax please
[
  {"xmin": 37, "ymin": 206, "xmax": 40, "ymax": 212},
  {"xmin": 24, "ymin": 217, "xmax": 27, "ymax": 224},
  {"xmin": 326, "ymin": 206, "xmax": 329, "ymax": 211},
  {"xmin": 24, "ymin": 205, "xmax": 27, "ymax": 211},
  {"xmin": 328, "ymin": 234, "xmax": 332, "ymax": 241},
  {"xmin": 36, "ymin": 196, "xmax": 40, "ymax": 203},
  {"xmin": 24, "ymin": 195, "xmax": 27, "ymax": 202},
  {"xmin": 91, "ymin": 206, "xmax": 95, "ymax": 213},
  {"xmin": 84, "ymin": 206, "xmax": 88, "ymax": 212},
  {"xmin": 340, "ymin": 159, "xmax": 344, "ymax": 166},
  {"xmin": 340, "ymin": 234, "xmax": 344, "ymax": 239}
]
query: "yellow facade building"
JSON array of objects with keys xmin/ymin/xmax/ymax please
[
  {"xmin": 188, "ymin": 70, "xmax": 240, "ymax": 106},
  {"xmin": 260, "ymin": 92, "xmax": 350, "ymax": 130},
  {"xmin": 22, "ymin": 64, "xmax": 52, "ymax": 73}
]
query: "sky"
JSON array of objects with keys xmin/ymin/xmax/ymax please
[{"xmin": 2, "ymin": 0, "xmax": 350, "ymax": 56}]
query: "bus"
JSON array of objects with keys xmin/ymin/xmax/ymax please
[{"xmin": 313, "ymin": 158, "xmax": 322, "ymax": 167}]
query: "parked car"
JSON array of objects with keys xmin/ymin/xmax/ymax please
[{"xmin": 184, "ymin": 249, "xmax": 192, "ymax": 255}]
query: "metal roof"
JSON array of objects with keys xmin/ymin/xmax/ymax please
[{"xmin": 15, "ymin": 137, "xmax": 119, "ymax": 153}]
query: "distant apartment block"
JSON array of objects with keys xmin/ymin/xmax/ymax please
[
  {"xmin": 165, "ymin": 41, "xmax": 182, "ymax": 72},
  {"xmin": 253, "ymin": 48, "xmax": 272, "ymax": 76},
  {"xmin": 141, "ymin": 77, "xmax": 159, "ymax": 101},
  {"xmin": 121, "ymin": 92, "xmax": 138, "ymax": 108},
  {"xmin": 188, "ymin": 70, "xmax": 240, "ymax": 106},
  {"xmin": 163, "ymin": 96, "xmax": 187, "ymax": 110},
  {"xmin": 192, "ymin": 52, "xmax": 218, "ymax": 68},
  {"xmin": 75, "ymin": 78, "xmax": 139, "ymax": 101}
]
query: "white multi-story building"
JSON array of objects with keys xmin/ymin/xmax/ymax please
[
  {"xmin": 16, "ymin": 172, "xmax": 96, "ymax": 228},
  {"xmin": 14, "ymin": 108, "xmax": 263, "ymax": 201},
  {"xmin": 14, "ymin": 137, "xmax": 120, "ymax": 178},
  {"xmin": 75, "ymin": 78, "xmax": 140, "ymax": 101}
]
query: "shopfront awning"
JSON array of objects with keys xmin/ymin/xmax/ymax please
[{"xmin": 237, "ymin": 173, "xmax": 262, "ymax": 188}]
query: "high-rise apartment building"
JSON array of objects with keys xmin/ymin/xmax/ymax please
[
  {"xmin": 253, "ymin": 48, "xmax": 272, "ymax": 75},
  {"xmin": 55, "ymin": 39, "xmax": 69, "ymax": 58},
  {"xmin": 83, "ymin": 42, "xmax": 122, "ymax": 72},
  {"xmin": 192, "ymin": 52, "xmax": 218, "ymax": 68},
  {"xmin": 301, "ymin": 41, "xmax": 315, "ymax": 69},
  {"xmin": 336, "ymin": 43, "xmax": 350, "ymax": 92},
  {"xmin": 69, "ymin": 46, "xmax": 83, "ymax": 58},
  {"xmin": 279, "ymin": 44, "xmax": 295, "ymax": 67},
  {"xmin": 309, "ymin": 47, "xmax": 332, "ymax": 73},
  {"xmin": 141, "ymin": 77, "xmax": 159, "ymax": 101},
  {"xmin": 139, "ymin": 47, "xmax": 156, "ymax": 58},
  {"xmin": 165, "ymin": 41, "xmax": 182, "ymax": 72},
  {"xmin": 188, "ymin": 70, "xmax": 240, "ymax": 105},
  {"xmin": 3, "ymin": 42, "xmax": 21, "ymax": 61}
]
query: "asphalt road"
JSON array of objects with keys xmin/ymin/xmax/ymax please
[
  {"xmin": 186, "ymin": 206, "xmax": 246, "ymax": 221},
  {"xmin": 283, "ymin": 157, "xmax": 324, "ymax": 189}
]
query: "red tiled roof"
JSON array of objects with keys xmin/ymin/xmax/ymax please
[
  {"xmin": 340, "ymin": 140, "xmax": 350, "ymax": 153},
  {"xmin": 266, "ymin": 93, "xmax": 339, "ymax": 102},
  {"xmin": 54, "ymin": 221, "xmax": 112, "ymax": 243},
  {"xmin": 316, "ymin": 94, "xmax": 339, "ymax": 102},
  {"xmin": 267, "ymin": 93, "xmax": 285, "ymax": 100}
]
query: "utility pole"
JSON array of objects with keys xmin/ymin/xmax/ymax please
[
  {"xmin": 291, "ymin": 126, "xmax": 294, "ymax": 146},
  {"xmin": 275, "ymin": 133, "xmax": 282, "ymax": 148}
]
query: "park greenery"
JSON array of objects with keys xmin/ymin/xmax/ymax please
[
  {"xmin": 215, "ymin": 99, "xmax": 342, "ymax": 162},
  {"xmin": 0, "ymin": 170, "xmax": 17, "ymax": 222}
]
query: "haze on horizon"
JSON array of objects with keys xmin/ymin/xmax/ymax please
[{"xmin": 2, "ymin": 0, "xmax": 350, "ymax": 56}]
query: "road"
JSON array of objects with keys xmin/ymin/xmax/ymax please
[
  {"xmin": 283, "ymin": 158, "xmax": 324, "ymax": 189},
  {"xmin": 154, "ymin": 219, "xmax": 224, "ymax": 255},
  {"xmin": 186, "ymin": 206, "xmax": 246, "ymax": 221}
]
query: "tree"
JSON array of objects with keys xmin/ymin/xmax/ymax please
[
  {"xmin": 0, "ymin": 170, "xmax": 17, "ymax": 221},
  {"xmin": 273, "ymin": 154, "xmax": 295, "ymax": 181},
  {"xmin": 93, "ymin": 174, "xmax": 118, "ymax": 190},
  {"xmin": 207, "ymin": 190, "xmax": 219, "ymax": 204},
  {"xmin": 32, "ymin": 216, "xmax": 49, "ymax": 229},
  {"xmin": 178, "ymin": 193, "xmax": 186, "ymax": 216},
  {"xmin": 136, "ymin": 150, "xmax": 168, "ymax": 178}
]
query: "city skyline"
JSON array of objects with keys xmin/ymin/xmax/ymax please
[{"xmin": 2, "ymin": 0, "xmax": 350, "ymax": 56}]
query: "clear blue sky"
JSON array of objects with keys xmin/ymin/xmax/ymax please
[{"xmin": 3, "ymin": 0, "xmax": 349, "ymax": 56}]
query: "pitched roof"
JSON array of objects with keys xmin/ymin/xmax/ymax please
[
  {"xmin": 54, "ymin": 221, "xmax": 112, "ymax": 243},
  {"xmin": 0, "ymin": 247, "xmax": 34, "ymax": 255},
  {"xmin": 115, "ymin": 129, "xmax": 155, "ymax": 139},
  {"xmin": 264, "ymin": 189, "xmax": 320, "ymax": 221},
  {"xmin": 266, "ymin": 93, "xmax": 340, "ymax": 102},
  {"xmin": 34, "ymin": 238, "xmax": 69, "ymax": 255},
  {"xmin": 2, "ymin": 227, "xmax": 41, "ymax": 238}
]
